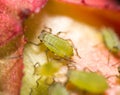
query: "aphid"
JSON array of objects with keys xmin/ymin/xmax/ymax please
[
  {"xmin": 30, "ymin": 27, "xmax": 80, "ymax": 61},
  {"xmin": 33, "ymin": 59, "xmax": 62, "ymax": 85},
  {"xmin": 68, "ymin": 70, "xmax": 108, "ymax": 94},
  {"xmin": 101, "ymin": 27, "xmax": 120, "ymax": 54},
  {"xmin": 34, "ymin": 60, "xmax": 61, "ymax": 77}
]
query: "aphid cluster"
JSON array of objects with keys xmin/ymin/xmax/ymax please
[
  {"xmin": 29, "ymin": 27, "xmax": 81, "ymax": 95},
  {"xmin": 30, "ymin": 27, "xmax": 111, "ymax": 95}
]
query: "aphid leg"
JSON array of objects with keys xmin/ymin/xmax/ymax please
[
  {"xmin": 56, "ymin": 31, "xmax": 63, "ymax": 36},
  {"xmin": 36, "ymin": 76, "xmax": 42, "ymax": 87},
  {"xmin": 67, "ymin": 39, "xmax": 81, "ymax": 58},
  {"xmin": 74, "ymin": 48, "xmax": 81, "ymax": 58},
  {"xmin": 45, "ymin": 49, "xmax": 50, "ymax": 62}
]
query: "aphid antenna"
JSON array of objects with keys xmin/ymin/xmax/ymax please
[
  {"xmin": 67, "ymin": 39, "xmax": 81, "ymax": 58},
  {"xmin": 56, "ymin": 31, "xmax": 68, "ymax": 37},
  {"xmin": 54, "ymin": 57, "xmax": 77, "ymax": 64},
  {"xmin": 56, "ymin": 31, "xmax": 63, "ymax": 36},
  {"xmin": 45, "ymin": 49, "xmax": 51, "ymax": 63},
  {"xmin": 36, "ymin": 76, "xmax": 42, "ymax": 88},
  {"xmin": 42, "ymin": 26, "xmax": 52, "ymax": 33}
]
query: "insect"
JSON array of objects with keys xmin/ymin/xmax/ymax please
[
  {"xmin": 101, "ymin": 27, "xmax": 120, "ymax": 54},
  {"xmin": 30, "ymin": 60, "xmax": 63, "ymax": 95},
  {"xmin": 68, "ymin": 70, "xmax": 108, "ymax": 94},
  {"xmin": 34, "ymin": 60, "xmax": 61, "ymax": 77},
  {"xmin": 30, "ymin": 27, "xmax": 80, "ymax": 62}
]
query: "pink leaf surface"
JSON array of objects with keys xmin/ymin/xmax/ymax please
[
  {"xmin": 0, "ymin": 0, "xmax": 48, "ymax": 95},
  {"xmin": 0, "ymin": 36, "xmax": 25, "ymax": 95},
  {"xmin": 0, "ymin": 13, "xmax": 23, "ymax": 46},
  {"xmin": 0, "ymin": 0, "xmax": 47, "ymax": 46}
]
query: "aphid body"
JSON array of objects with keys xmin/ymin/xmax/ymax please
[
  {"xmin": 38, "ymin": 29, "xmax": 74, "ymax": 59},
  {"xmin": 101, "ymin": 27, "xmax": 120, "ymax": 54},
  {"xmin": 68, "ymin": 70, "xmax": 108, "ymax": 94}
]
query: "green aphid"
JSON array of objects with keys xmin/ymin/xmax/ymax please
[
  {"xmin": 37, "ymin": 27, "xmax": 78, "ymax": 59},
  {"xmin": 68, "ymin": 70, "xmax": 108, "ymax": 94},
  {"xmin": 34, "ymin": 61, "xmax": 61, "ymax": 77},
  {"xmin": 101, "ymin": 27, "xmax": 120, "ymax": 54},
  {"xmin": 34, "ymin": 60, "xmax": 62, "ymax": 86},
  {"xmin": 48, "ymin": 83, "xmax": 69, "ymax": 95}
]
